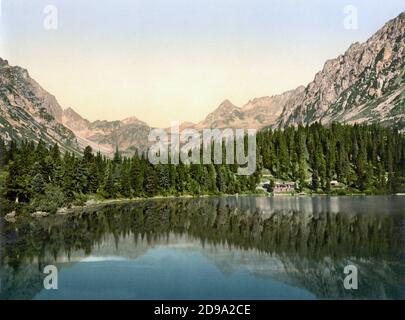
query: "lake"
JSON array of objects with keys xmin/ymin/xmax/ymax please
[{"xmin": 1, "ymin": 196, "xmax": 404, "ymax": 300}]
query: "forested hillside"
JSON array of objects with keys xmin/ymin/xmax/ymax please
[
  {"xmin": 257, "ymin": 123, "xmax": 405, "ymax": 193},
  {"xmin": 0, "ymin": 123, "xmax": 404, "ymax": 214},
  {"xmin": 0, "ymin": 138, "xmax": 260, "ymax": 214}
]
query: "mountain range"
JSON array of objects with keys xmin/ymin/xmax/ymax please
[{"xmin": 0, "ymin": 12, "xmax": 404, "ymax": 155}]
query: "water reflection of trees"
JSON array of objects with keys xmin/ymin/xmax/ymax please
[
  {"xmin": 3, "ymin": 197, "xmax": 405, "ymax": 264},
  {"xmin": 1, "ymin": 197, "xmax": 404, "ymax": 299}
]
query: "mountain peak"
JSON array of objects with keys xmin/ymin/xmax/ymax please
[
  {"xmin": 121, "ymin": 116, "xmax": 147, "ymax": 126},
  {"xmin": 62, "ymin": 107, "xmax": 90, "ymax": 133},
  {"xmin": 211, "ymin": 99, "xmax": 239, "ymax": 116},
  {"xmin": 64, "ymin": 107, "xmax": 82, "ymax": 118},
  {"xmin": 218, "ymin": 99, "xmax": 237, "ymax": 110}
]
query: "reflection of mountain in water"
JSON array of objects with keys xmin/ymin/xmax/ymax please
[{"xmin": 1, "ymin": 196, "xmax": 405, "ymax": 299}]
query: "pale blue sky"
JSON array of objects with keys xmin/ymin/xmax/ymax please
[{"xmin": 0, "ymin": 0, "xmax": 404, "ymax": 126}]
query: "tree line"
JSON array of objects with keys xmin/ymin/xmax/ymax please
[
  {"xmin": 256, "ymin": 123, "xmax": 405, "ymax": 193},
  {"xmin": 0, "ymin": 123, "xmax": 404, "ymax": 214},
  {"xmin": 0, "ymin": 136, "xmax": 260, "ymax": 214}
]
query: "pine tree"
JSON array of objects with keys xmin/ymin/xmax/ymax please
[
  {"xmin": 144, "ymin": 164, "xmax": 157, "ymax": 196},
  {"xmin": 102, "ymin": 162, "xmax": 116, "ymax": 198},
  {"xmin": 130, "ymin": 155, "xmax": 144, "ymax": 196},
  {"xmin": 32, "ymin": 173, "xmax": 45, "ymax": 194}
]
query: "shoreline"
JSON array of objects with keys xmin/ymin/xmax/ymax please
[{"xmin": 3, "ymin": 192, "xmax": 402, "ymax": 223}]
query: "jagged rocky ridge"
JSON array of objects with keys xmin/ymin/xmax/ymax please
[
  {"xmin": 62, "ymin": 107, "xmax": 151, "ymax": 156},
  {"xmin": 275, "ymin": 12, "xmax": 405, "ymax": 129},
  {"xmin": 190, "ymin": 87, "xmax": 305, "ymax": 130},
  {"xmin": 0, "ymin": 57, "xmax": 151, "ymax": 156},
  {"xmin": 0, "ymin": 12, "xmax": 404, "ymax": 155},
  {"xmin": 195, "ymin": 12, "xmax": 405, "ymax": 131},
  {"xmin": 0, "ymin": 58, "xmax": 80, "ymax": 153}
]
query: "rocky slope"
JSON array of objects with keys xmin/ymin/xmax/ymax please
[
  {"xmin": 61, "ymin": 108, "xmax": 151, "ymax": 156},
  {"xmin": 1, "ymin": 12, "xmax": 403, "ymax": 156},
  {"xmin": 0, "ymin": 58, "xmax": 80, "ymax": 153},
  {"xmin": 0, "ymin": 57, "xmax": 151, "ymax": 156},
  {"xmin": 192, "ymin": 87, "xmax": 305, "ymax": 130},
  {"xmin": 192, "ymin": 12, "xmax": 404, "ymax": 131},
  {"xmin": 275, "ymin": 12, "xmax": 405, "ymax": 129},
  {"xmin": 177, "ymin": 87, "xmax": 305, "ymax": 131}
]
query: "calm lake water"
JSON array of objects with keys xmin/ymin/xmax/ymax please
[{"xmin": 1, "ymin": 196, "xmax": 404, "ymax": 300}]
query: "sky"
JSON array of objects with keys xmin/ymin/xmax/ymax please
[{"xmin": 0, "ymin": 0, "xmax": 404, "ymax": 127}]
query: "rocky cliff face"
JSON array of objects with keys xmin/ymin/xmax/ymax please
[
  {"xmin": 275, "ymin": 12, "xmax": 405, "ymax": 129},
  {"xmin": 0, "ymin": 58, "xmax": 80, "ymax": 153},
  {"xmin": 195, "ymin": 12, "xmax": 404, "ymax": 131}
]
